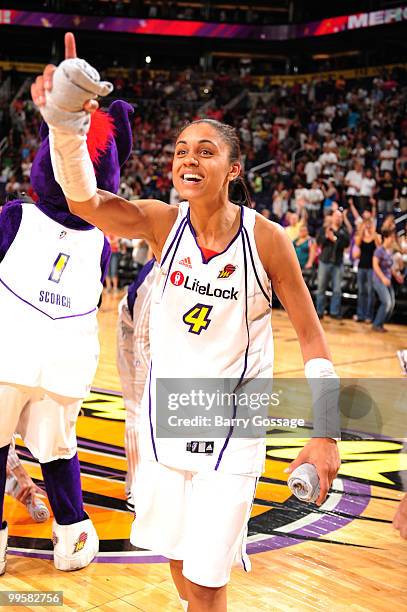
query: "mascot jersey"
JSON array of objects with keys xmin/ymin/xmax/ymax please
[
  {"xmin": 0, "ymin": 100, "xmax": 134, "ymax": 398},
  {"xmin": 139, "ymin": 202, "xmax": 274, "ymax": 475}
]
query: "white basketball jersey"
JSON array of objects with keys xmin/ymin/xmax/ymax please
[
  {"xmin": 0, "ymin": 204, "xmax": 104, "ymax": 398},
  {"xmin": 139, "ymin": 203, "xmax": 273, "ymax": 475}
]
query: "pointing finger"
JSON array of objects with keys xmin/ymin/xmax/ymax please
[{"xmin": 65, "ymin": 31, "xmax": 77, "ymax": 59}]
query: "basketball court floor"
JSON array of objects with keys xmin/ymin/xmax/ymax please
[{"xmin": 2, "ymin": 293, "xmax": 406, "ymax": 611}]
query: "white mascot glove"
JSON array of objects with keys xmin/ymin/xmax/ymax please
[
  {"xmin": 41, "ymin": 58, "xmax": 113, "ymax": 135},
  {"xmin": 37, "ymin": 58, "xmax": 114, "ymax": 201}
]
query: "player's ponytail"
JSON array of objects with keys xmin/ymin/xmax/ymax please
[{"xmin": 229, "ymin": 175, "xmax": 254, "ymax": 208}]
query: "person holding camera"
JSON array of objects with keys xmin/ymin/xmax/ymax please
[{"xmin": 316, "ymin": 210, "xmax": 350, "ymax": 319}]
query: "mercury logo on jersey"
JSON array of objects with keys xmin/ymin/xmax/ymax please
[
  {"xmin": 170, "ymin": 270, "xmax": 238, "ymax": 300},
  {"xmin": 218, "ymin": 264, "xmax": 236, "ymax": 279}
]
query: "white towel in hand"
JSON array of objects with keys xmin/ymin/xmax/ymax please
[
  {"xmin": 288, "ymin": 463, "xmax": 320, "ymax": 503},
  {"xmin": 5, "ymin": 474, "xmax": 50, "ymax": 522},
  {"xmin": 26, "ymin": 498, "xmax": 50, "ymax": 523}
]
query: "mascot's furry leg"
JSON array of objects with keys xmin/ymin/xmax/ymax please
[{"xmin": 41, "ymin": 454, "xmax": 98, "ymax": 571}]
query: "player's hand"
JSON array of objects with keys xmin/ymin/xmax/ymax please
[
  {"xmin": 393, "ymin": 494, "xmax": 407, "ymax": 539},
  {"xmin": 31, "ymin": 32, "xmax": 98, "ymax": 114},
  {"xmin": 286, "ymin": 438, "xmax": 340, "ymax": 506},
  {"xmin": 12, "ymin": 466, "xmax": 44, "ymax": 505}
]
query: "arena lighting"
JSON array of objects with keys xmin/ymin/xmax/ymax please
[{"xmin": 145, "ymin": 55, "xmax": 152, "ymax": 64}]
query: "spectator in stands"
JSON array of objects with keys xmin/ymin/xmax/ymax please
[
  {"xmin": 354, "ymin": 215, "xmax": 381, "ymax": 322},
  {"xmin": 381, "ymin": 214, "xmax": 396, "ymax": 233},
  {"xmin": 345, "ymin": 160, "xmax": 363, "ymax": 212},
  {"xmin": 105, "ymin": 234, "xmax": 120, "ymax": 293},
  {"xmin": 372, "ymin": 229, "xmax": 402, "ymax": 332},
  {"xmin": 285, "ymin": 212, "xmax": 303, "ymax": 241},
  {"xmin": 359, "ymin": 168, "xmax": 376, "ymax": 213},
  {"xmin": 396, "ymin": 146, "xmax": 407, "ymax": 177},
  {"xmin": 351, "ymin": 141, "xmax": 366, "ymax": 166},
  {"xmin": 321, "ymin": 178, "xmax": 339, "ymax": 213},
  {"xmin": 304, "ymin": 153, "xmax": 321, "ymax": 187},
  {"xmin": 293, "ymin": 224, "xmax": 317, "ymax": 270},
  {"xmin": 398, "ymin": 167, "xmax": 407, "ymax": 213},
  {"xmin": 305, "ymin": 180, "xmax": 324, "ymax": 230},
  {"xmin": 272, "ymin": 181, "xmax": 289, "ymax": 219},
  {"xmin": 318, "ymin": 143, "xmax": 338, "ymax": 178},
  {"xmin": 377, "ymin": 170, "xmax": 398, "ymax": 216},
  {"xmin": 379, "ymin": 140, "xmax": 398, "ymax": 174},
  {"xmin": 316, "ymin": 210, "xmax": 350, "ymax": 319}
]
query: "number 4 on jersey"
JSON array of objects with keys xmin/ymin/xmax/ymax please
[{"xmin": 183, "ymin": 303, "xmax": 213, "ymax": 334}]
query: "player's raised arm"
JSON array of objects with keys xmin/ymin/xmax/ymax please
[{"xmin": 31, "ymin": 33, "xmax": 176, "ymax": 251}]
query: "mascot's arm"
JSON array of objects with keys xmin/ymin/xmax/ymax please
[{"xmin": 0, "ymin": 201, "xmax": 23, "ymax": 264}]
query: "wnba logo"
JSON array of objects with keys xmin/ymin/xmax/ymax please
[{"xmin": 170, "ymin": 270, "xmax": 185, "ymax": 286}]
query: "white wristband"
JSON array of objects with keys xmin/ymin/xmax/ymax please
[
  {"xmin": 305, "ymin": 358, "xmax": 341, "ymax": 440},
  {"xmin": 304, "ymin": 358, "xmax": 337, "ymax": 379},
  {"xmin": 49, "ymin": 127, "xmax": 97, "ymax": 202}
]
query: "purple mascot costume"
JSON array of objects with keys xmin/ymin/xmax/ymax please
[{"xmin": 0, "ymin": 100, "xmax": 133, "ymax": 573}]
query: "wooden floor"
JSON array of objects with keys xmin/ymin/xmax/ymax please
[{"xmin": 2, "ymin": 291, "xmax": 407, "ymax": 611}]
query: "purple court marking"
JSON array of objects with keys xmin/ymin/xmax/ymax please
[
  {"xmin": 8, "ymin": 549, "xmax": 167, "ymax": 564},
  {"xmin": 78, "ymin": 437, "xmax": 126, "ymax": 456},
  {"xmin": 90, "ymin": 386, "xmax": 122, "ymax": 396},
  {"xmin": 246, "ymin": 478, "xmax": 370, "ymax": 554}
]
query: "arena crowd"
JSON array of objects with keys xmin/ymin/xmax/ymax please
[{"xmin": 1, "ymin": 64, "xmax": 406, "ymax": 326}]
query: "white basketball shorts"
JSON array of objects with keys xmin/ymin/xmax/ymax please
[
  {"xmin": 0, "ymin": 384, "xmax": 82, "ymax": 463},
  {"xmin": 130, "ymin": 461, "xmax": 257, "ymax": 587}
]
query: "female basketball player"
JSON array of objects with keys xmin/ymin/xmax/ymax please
[{"xmin": 31, "ymin": 33, "xmax": 341, "ymax": 612}]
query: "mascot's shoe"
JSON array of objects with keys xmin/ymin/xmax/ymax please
[
  {"xmin": 52, "ymin": 515, "xmax": 98, "ymax": 571},
  {"xmin": 0, "ymin": 521, "xmax": 8, "ymax": 575}
]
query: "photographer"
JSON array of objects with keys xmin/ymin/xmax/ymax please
[{"xmin": 316, "ymin": 210, "xmax": 350, "ymax": 319}]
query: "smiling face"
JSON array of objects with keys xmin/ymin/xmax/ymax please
[{"xmin": 172, "ymin": 122, "xmax": 241, "ymax": 204}]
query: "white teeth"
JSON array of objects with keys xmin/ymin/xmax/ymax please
[{"xmin": 183, "ymin": 173, "xmax": 203, "ymax": 181}]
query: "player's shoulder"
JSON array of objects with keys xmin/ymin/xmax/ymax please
[
  {"xmin": 254, "ymin": 212, "xmax": 286, "ymax": 240},
  {"xmin": 254, "ymin": 213, "xmax": 296, "ymax": 277},
  {"xmin": 141, "ymin": 199, "xmax": 179, "ymax": 229}
]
